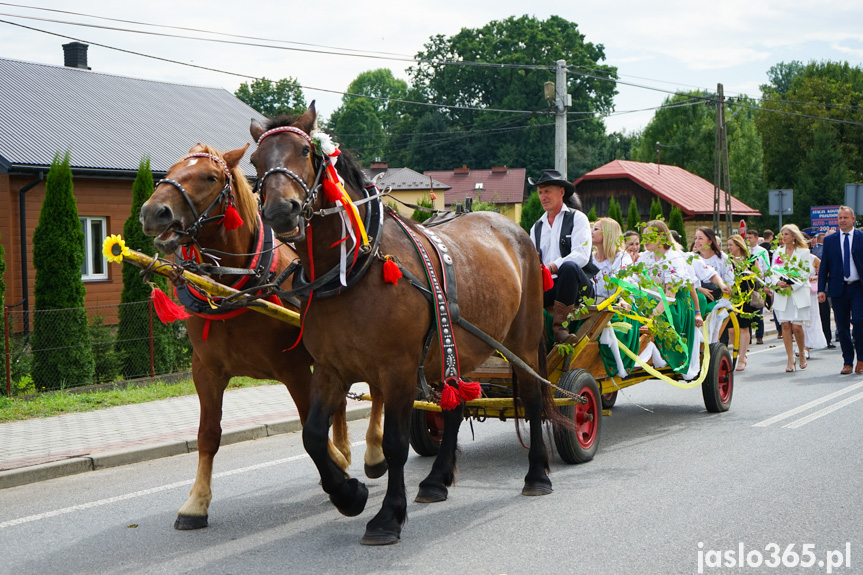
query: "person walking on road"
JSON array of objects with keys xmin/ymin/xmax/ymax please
[{"xmin": 817, "ymin": 206, "xmax": 863, "ymax": 374}]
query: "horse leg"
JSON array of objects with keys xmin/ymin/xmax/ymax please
[
  {"xmin": 329, "ymin": 397, "xmax": 351, "ymax": 471},
  {"xmin": 415, "ymin": 403, "xmax": 464, "ymax": 503},
  {"xmin": 175, "ymin": 355, "xmax": 227, "ymax": 529},
  {"xmin": 361, "ymin": 390, "xmax": 413, "ymax": 545},
  {"xmin": 364, "ymin": 386, "xmax": 387, "ymax": 478},
  {"xmin": 518, "ymin": 368, "xmax": 553, "ymax": 496},
  {"xmin": 303, "ymin": 369, "xmax": 368, "ymax": 518}
]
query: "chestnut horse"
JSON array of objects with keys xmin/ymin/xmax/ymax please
[
  {"xmin": 139, "ymin": 144, "xmax": 384, "ymax": 530},
  {"xmin": 250, "ymin": 104, "xmax": 557, "ymax": 545}
]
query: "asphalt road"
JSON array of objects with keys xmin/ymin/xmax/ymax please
[{"xmin": 0, "ymin": 341, "xmax": 860, "ymax": 575}]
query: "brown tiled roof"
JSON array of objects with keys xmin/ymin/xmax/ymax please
[
  {"xmin": 424, "ymin": 166, "xmax": 526, "ymax": 206},
  {"xmin": 574, "ymin": 160, "xmax": 760, "ymax": 216}
]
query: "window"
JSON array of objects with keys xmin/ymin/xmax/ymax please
[{"xmin": 80, "ymin": 216, "xmax": 108, "ymax": 280}]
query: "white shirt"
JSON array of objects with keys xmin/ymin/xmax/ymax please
[
  {"xmin": 841, "ymin": 230, "xmax": 860, "ymax": 282},
  {"xmin": 692, "ymin": 252, "xmax": 733, "ymax": 285},
  {"xmin": 639, "ymin": 249, "xmax": 698, "ymax": 287},
  {"xmin": 532, "ymin": 205, "xmax": 591, "ymax": 275},
  {"xmin": 591, "ymin": 251, "xmax": 633, "ymax": 303},
  {"xmin": 750, "ymin": 245, "xmax": 769, "ymax": 275}
]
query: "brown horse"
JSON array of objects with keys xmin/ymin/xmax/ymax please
[
  {"xmin": 250, "ymin": 104, "xmax": 558, "ymax": 545},
  {"xmin": 139, "ymin": 144, "xmax": 385, "ymax": 530}
]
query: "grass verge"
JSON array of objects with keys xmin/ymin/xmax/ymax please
[{"xmin": 0, "ymin": 377, "xmax": 277, "ymax": 423}]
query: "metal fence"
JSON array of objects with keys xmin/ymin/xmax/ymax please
[{"xmin": 3, "ymin": 300, "xmax": 192, "ymax": 397}]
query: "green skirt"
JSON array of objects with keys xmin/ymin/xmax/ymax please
[
  {"xmin": 655, "ymin": 287, "xmax": 697, "ymax": 374},
  {"xmin": 598, "ymin": 314, "xmax": 641, "ymax": 377}
]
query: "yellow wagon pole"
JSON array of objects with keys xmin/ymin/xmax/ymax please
[{"xmin": 103, "ymin": 235, "xmax": 301, "ymax": 327}]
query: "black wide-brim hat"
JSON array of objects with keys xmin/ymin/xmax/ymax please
[{"xmin": 528, "ymin": 169, "xmax": 576, "ymax": 198}]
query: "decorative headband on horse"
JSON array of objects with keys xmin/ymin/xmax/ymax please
[{"xmin": 256, "ymin": 125, "xmax": 370, "ymax": 250}]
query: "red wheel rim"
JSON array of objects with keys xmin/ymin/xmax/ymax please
[
  {"xmin": 427, "ymin": 411, "xmax": 444, "ymax": 443},
  {"xmin": 717, "ymin": 355, "xmax": 732, "ymax": 403},
  {"xmin": 574, "ymin": 385, "xmax": 598, "ymax": 449}
]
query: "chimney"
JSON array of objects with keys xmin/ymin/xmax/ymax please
[
  {"xmin": 370, "ymin": 160, "xmax": 388, "ymax": 171},
  {"xmin": 491, "ymin": 166, "xmax": 508, "ymax": 173},
  {"xmin": 62, "ymin": 42, "xmax": 90, "ymax": 70},
  {"xmin": 453, "ymin": 164, "xmax": 470, "ymax": 175}
]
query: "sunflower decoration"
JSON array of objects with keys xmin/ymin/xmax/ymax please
[{"xmin": 103, "ymin": 234, "xmax": 129, "ymax": 264}]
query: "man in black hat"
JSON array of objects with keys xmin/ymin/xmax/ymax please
[{"xmin": 528, "ymin": 169, "xmax": 594, "ymax": 344}]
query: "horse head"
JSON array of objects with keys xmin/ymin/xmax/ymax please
[
  {"xmin": 140, "ymin": 143, "xmax": 252, "ymax": 254},
  {"xmin": 250, "ymin": 103, "xmax": 321, "ymax": 241}
]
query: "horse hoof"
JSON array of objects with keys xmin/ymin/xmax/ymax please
[
  {"xmin": 331, "ymin": 478, "xmax": 369, "ymax": 517},
  {"xmin": 174, "ymin": 514, "xmax": 208, "ymax": 530},
  {"xmin": 522, "ymin": 482, "xmax": 554, "ymax": 497},
  {"xmin": 360, "ymin": 528, "xmax": 400, "ymax": 546},
  {"xmin": 364, "ymin": 460, "xmax": 388, "ymax": 479},
  {"xmin": 415, "ymin": 484, "xmax": 448, "ymax": 503}
]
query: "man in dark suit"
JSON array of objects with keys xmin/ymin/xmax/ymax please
[{"xmin": 817, "ymin": 206, "xmax": 863, "ymax": 374}]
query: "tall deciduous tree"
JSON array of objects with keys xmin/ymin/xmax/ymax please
[
  {"xmin": 406, "ymin": 15, "xmax": 617, "ymax": 176},
  {"xmin": 31, "ymin": 151, "xmax": 94, "ymax": 389},
  {"xmin": 116, "ymin": 158, "xmax": 175, "ymax": 379},
  {"xmin": 757, "ymin": 60, "xmax": 863, "ymax": 227},
  {"xmin": 235, "ymin": 77, "xmax": 307, "ymax": 118}
]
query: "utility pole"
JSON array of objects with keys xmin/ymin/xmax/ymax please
[
  {"xmin": 713, "ymin": 83, "xmax": 733, "ymax": 239},
  {"xmin": 545, "ymin": 60, "xmax": 571, "ymax": 178}
]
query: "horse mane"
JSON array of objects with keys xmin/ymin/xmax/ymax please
[{"xmin": 194, "ymin": 144, "xmax": 258, "ymax": 233}]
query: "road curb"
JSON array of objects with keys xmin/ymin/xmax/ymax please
[{"xmin": 0, "ymin": 405, "xmax": 372, "ymax": 490}]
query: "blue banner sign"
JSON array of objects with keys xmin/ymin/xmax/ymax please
[{"xmin": 810, "ymin": 205, "xmax": 840, "ymax": 231}]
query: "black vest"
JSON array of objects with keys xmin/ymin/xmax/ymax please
[{"xmin": 532, "ymin": 210, "xmax": 575, "ymax": 263}]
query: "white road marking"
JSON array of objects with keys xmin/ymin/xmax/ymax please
[
  {"xmin": 753, "ymin": 380, "xmax": 863, "ymax": 427},
  {"xmin": 783, "ymin": 391, "xmax": 863, "ymax": 428},
  {"xmin": 0, "ymin": 440, "xmax": 367, "ymax": 530}
]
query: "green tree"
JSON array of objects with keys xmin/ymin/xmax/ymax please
[
  {"xmin": 407, "ymin": 15, "xmax": 617, "ymax": 175},
  {"xmin": 116, "ymin": 158, "xmax": 175, "ymax": 379},
  {"xmin": 31, "ymin": 151, "xmax": 94, "ymax": 389},
  {"xmin": 626, "ymin": 196, "xmax": 640, "ymax": 231},
  {"xmin": 587, "ymin": 205, "xmax": 597, "ymax": 221},
  {"xmin": 329, "ymin": 69, "xmax": 408, "ymax": 134},
  {"xmin": 757, "ymin": 60, "xmax": 863, "ymax": 228},
  {"xmin": 235, "ymin": 77, "xmax": 307, "ymax": 118},
  {"xmin": 669, "ymin": 206, "xmax": 687, "ymax": 247},
  {"xmin": 608, "ymin": 197, "xmax": 623, "ymax": 228},
  {"xmin": 649, "ymin": 196, "xmax": 663, "ymax": 220},
  {"xmin": 519, "ymin": 191, "xmax": 544, "ymax": 232},
  {"xmin": 330, "ymin": 98, "xmax": 386, "ymax": 165}
]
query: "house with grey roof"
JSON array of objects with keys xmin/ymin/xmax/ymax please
[
  {"xmin": 0, "ymin": 44, "xmax": 265, "ymax": 322},
  {"xmin": 361, "ymin": 162, "xmax": 449, "ymax": 218}
]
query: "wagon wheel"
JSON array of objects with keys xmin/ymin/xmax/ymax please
[
  {"xmin": 702, "ymin": 342, "xmax": 733, "ymax": 413},
  {"xmin": 554, "ymin": 369, "xmax": 602, "ymax": 464},
  {"xmin": 600, "ymin": 390, "xmax": 618, "ymax": 409},
  {"xmin": 409, "ymin": 408, "xmax": 444, "ymax": 456}
]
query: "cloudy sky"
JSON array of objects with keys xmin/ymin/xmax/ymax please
[{"xmin": 1, "ymin": 0, "xmax": 861, "ymax": 135}]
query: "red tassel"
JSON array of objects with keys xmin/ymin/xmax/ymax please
[
  {"xmin": 322, "ymin": 179, "xmax": 343, "ymax": 203},
  {"xmin": 382, "ymin": 257, "xmax": 402, "ymax": 285},
  {"xmin": 223, "ymin": 203, "xmax": 244, "ymax": 230},
  {"xmin": 439, "ymin": 383, "xmax": 461, "ymax": 411},
  {"xmin": 541, "ymin": 264, "xmax": 554, "ymax": 291},
  {"xmin": 150, "ymin": 287, "xmax": 191, "ymax": 323},
  {"xmin": 457, "ymin": 380, "xmax": 481, "ymax": 402}
]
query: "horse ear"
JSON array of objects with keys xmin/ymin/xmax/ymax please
[
  {"xmin": 250, "ymin": 118, "xmax": 266, "ymax": 142},
  {"xmin": 296, "ymin": 101, "xmax": 318, "ymax": 133},
  {"xmin": 188, "ymin": 143, "xmax": 205, "ymax": 154},
  {"xmin": 223, "ymin": 143, "xmax": 250, "ymax": 170}
]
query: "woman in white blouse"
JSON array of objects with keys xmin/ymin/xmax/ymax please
[
  {"xmin": 692, "ymin": 227, "xmax": 734, "ymax": 314},
  {"xmin": 770, "ymin": 223, "xmax": 813, "ymax": 372},
  {"xmin": 590, "ymin": 217, "xmax": 632, "ymax": 304}
]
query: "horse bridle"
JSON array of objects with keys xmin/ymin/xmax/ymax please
[
  {"xmin": 254, "ymin": 126, "xmax": 326, "ymax": 224},
  {"xmin": 154, "ymin": 152, "xmax": 235, "ymax": 241}
]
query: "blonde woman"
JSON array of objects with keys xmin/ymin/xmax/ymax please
[
  {"xmin": 770, "ymin": 224, "xmax": 813, "ymax": 372},
  {"xmin": 590, "ymin": 218, "xmax": 632, "ymax": 304}
]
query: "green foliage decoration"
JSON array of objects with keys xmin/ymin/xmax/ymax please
[
  {"xmin": 116, "ymin": 158, "xmax": 175, "ymax": 378},
  {"xmin": 31, "ymin": 151, "xmax": 95, "ymax": 390}
]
